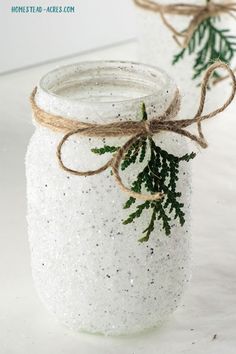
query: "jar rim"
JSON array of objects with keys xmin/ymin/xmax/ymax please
[{"xmin": 38, "ymin": 60, "xmax": 176, "ymax": 107}]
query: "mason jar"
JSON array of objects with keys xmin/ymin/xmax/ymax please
[
  {"xmin": 135, "ymin": 0, "xmax": 236, "ymax": 115},
  {"xmin": 26, "ymin": 60, "xmax": 192, "ymax": 335}
]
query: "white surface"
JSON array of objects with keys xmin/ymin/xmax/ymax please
[
  {"xmin": 0, "ymin": 41, "xmax": 236, "ymax": 353},
  {"xmin": 0, "ymin": 0, "xmax": 135, "ymax": 73}
]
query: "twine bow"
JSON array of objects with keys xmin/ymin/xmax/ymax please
[
  {"xmin": 134, "ymin": 0, "xmax": 236, "ymax": 49},
  {"xmin": 30, "ymin": 62, "xmax": 236, "ymax": 202}
]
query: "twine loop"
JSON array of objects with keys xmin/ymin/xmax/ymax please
[
  {"xmin": 134, "ymin": 0, "xmax": 236, "ymax": 49},
  {"xmin": 30, "ymin": 62, "xmax": 236, "ymax": 201}
]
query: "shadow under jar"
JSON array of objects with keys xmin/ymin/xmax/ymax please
[{"xmin": 26, "ymin": 60, "xmax": 192, "ymax": 336}]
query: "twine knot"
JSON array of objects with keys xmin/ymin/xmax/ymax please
[
  {"xmin": 145, "ymin": 118, "xmax": 162, "ymax": 135},
  {"xmin": 30, "ymin": 62, "xmax": 236, "ymax": 202},
  {"xmin": 205, "ymin": 1, "xmax": 219, "ymax": 13},
  {"xmin": 207, "ymin": 2, "xmax": 215, "ymax": 11}
]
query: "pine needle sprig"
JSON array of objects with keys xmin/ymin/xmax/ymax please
[
  {"xmin": 91, "ymin": 105, "xmax": 196, "ymax": 242},
  {"xmin": 173, "ymin": 15, "xmax": 236, "ymax": 81}
]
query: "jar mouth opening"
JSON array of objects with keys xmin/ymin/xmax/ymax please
[{"xmin": 38, "ymin": 60, "xmax": 176, "ymax": 106}]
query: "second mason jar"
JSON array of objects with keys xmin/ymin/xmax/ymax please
[
  {"xmin": 26, "ymin": 61, "xmax": 192, "ymax": 335},
  {"xmin": 135, "ymin": 0, "xmax": 236, "ymax": 116}
]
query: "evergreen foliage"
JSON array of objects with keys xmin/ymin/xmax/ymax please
[
  {"xmin": 173, "ymin": 8, "xmax": 236, "ymax": 81},
  {"xmin": 92, "ymin": 105, "xmax": 196, "ymax": 242}
]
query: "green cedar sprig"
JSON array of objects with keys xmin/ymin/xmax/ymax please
[
  {"xmin": 173, "ymin": 12, "xmax": 236, "ymax": 81},
  {"xmin": 91, "ymin": 145, "xmax": 119, "ymax": 154},
  {"xmin": 91, "ymin": 104, "xmax": 196, "ymax": 242}
]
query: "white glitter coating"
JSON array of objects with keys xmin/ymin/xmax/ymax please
[{"xmin": 26, "ymin": 61, "xmax": 192, "ymax": 336}]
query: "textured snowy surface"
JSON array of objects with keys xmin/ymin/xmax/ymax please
[{"xmin": 26, "ymin": 62, "xmax": 192, "ymax": 335}]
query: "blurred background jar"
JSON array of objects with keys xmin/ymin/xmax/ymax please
[{"xmin": 134, "ymin": 0, "xmax": 236, "ymax": 115}]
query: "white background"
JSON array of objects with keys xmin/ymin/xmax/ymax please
[{"xmin": 0, "ymin": 0, "xmax": 135, "ymax": 73}]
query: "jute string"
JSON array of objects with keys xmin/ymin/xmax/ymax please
[
  {"xmin": 30, "ymin": 62, "xmax": 236, "ymax": 201},
  {"xmin": 134, "ymin": 0, "xmax": 236, "ymax": 49}
]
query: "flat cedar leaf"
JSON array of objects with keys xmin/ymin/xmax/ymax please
[
  {"xmin": 138, "ymin": 234, "xmax": 150, "ymax": 243},
  {"xmin": 91, "ymin": 145, "xmax": 119, "ymax": 155}
]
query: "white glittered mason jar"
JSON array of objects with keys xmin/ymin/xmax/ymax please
[
  {"xmin": 26, "ymin": 61, "xmax": 192, "ymax": 335},
  {"xmin": 135, "ymin": 0, "xmax": 236, "ymax": 115}
]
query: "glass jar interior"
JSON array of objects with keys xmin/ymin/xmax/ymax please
[{"xmin": 36, "ymin": 61, "xmax": 177, "ymax": 124}]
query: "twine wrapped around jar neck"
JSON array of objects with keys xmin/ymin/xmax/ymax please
[
  {"xmin": 134, "ymin": 0, "xmax": 236, "ymax": 49},
  {"xmin": 30, "ymin": 62, "xmax": 236, "ymax": 202}
]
